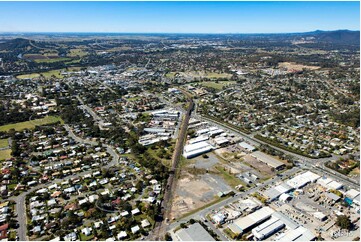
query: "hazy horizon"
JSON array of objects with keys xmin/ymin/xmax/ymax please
[{"xmin": 0, "ymin": 1, "xmax": 359, "ymax": 33}]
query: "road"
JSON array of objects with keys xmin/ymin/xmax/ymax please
[{"xmin": 13, "ymin": 125, "xmax": 119, "ymax": 241}]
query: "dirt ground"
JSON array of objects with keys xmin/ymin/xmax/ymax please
[
  {"xmin": 278, "ymin": 62, "xmax": 320, "ymax": 71},
  {"xmin": 170, "ymin": 172, "xmax": 232, "ymax": 219},
  {"xmin": 242, "ymin": 154, "xmax": 276, "ymax": 177}
]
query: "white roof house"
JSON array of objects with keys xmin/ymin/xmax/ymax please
[
  {"xmin": 131, "ymin": 208, "xmax": 140, "ymax": 215},
  {"xmin": 141, "ymin": 219, "xmax": 151, "ymax": 228},
  {"xmin": 117, "ymin": 231, "xmax": 127, "ymax": 240},
  {"xmin": 131, "ymin": 225, "xmax": 140, "ymax": 234}
]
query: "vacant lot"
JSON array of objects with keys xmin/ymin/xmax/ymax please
[
  {"xmin": 0, "ymin": 139, "xmax": 9, "ymax": 148},
  {"xmin": 171, "ymin": 172, "xmax": 232, "ymax": 219},
  {"xmin": 0, "ymin": 149, "xmax": 11, "ymax": 161},
  {"xmin": 0, "ymin": 116, "xmax": 63, "ymax": 132},
  {"xmin": 278, "ymin": 62, "xmax": 320, "ymax": 71},
  {"xmin": 242, "ymin": 154, "xmax": 275, "ymax": 177},
  {"xmin": 200, "ymin": 81, "xmax": 236, "ymax": 90}
]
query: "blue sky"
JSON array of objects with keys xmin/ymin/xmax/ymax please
[{"xmin": 0, "ymin": 1, "xmax": 359, "ymax": 33}]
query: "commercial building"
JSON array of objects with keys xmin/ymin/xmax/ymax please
[{"xmin": 174, "ymin": 223, "xmax": 215, "ymax": 241}]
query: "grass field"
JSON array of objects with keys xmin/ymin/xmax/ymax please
[
  {"xmin": 0, "ymin": 139, "xmax": 9, "ymax": 148},
  {"xmin": 200, "ymin": 81, "xmax": 236, "ymax": 90},
  {"xmin": 213, "ymin": 165, "xmax": 243, "ymax": 187},
  {"xmin": 16, "ymin": 67, "xmax": 82, "ymax": 79},
  {"xmin": 0, "ymin": 116, "xmax": 63, "ymax": 132},
  {"xmin": 67, "ymin": 48, "xmax": 87, "ymax": 57},
  {"xmin": 34, "ymin": 57, "xmax": 72, "ymax": 63},
  {"xmin": 0, "ymin": 149, "xmax": 11, "ymax": 161}
]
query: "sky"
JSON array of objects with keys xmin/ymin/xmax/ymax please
[{"xmin": 0, "ymin": 1, "xmax": 359, "ymax": 33}]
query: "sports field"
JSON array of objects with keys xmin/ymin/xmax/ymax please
[
  {"xmin": 0, "ymin": 116, "xmax": 63, "ymax": 132},
  {"xmin": 200, "ymin": 81, "xmax": 236, "ymax": 90}
]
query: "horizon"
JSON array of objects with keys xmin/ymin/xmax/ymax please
[
  {"xmin": 0, "ymin": 29, "xmax": 360, "ymax": 35},
  {"xmin": 0, "ymin": 2, "xmax": 359, "ymax": 33}
]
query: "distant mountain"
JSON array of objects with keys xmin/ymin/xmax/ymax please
[
  {"xmin": 0, "ymin": 38, "xmax": 31, "ymax": 51},
  {"xmin": 304, "ymin": 30, "xmax": 360, "ymax": 45}
]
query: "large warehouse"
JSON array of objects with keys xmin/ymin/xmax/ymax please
[
  {"xmin": 183, "ymin": 141, "xmax": 214, "ymax": 158},
  {"xmin": 286, "ymin": 171, "xmax": 320, "ymax": 189},
  {"xmin": 251, "ymin": 151, "xmax": 285, "ymax": 170},
  {"xmin": 227, "ymin": 207, "xmax": 274, "ymax": 235},
  {"xmin": 252, "ymin": 216, "xmax": 285, "ymax": 240}
]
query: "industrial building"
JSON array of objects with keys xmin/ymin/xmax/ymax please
[
  {"xmin": 174, "ymin": 223, "xmax": 215, "ymax": 241},
  {"xmin": 275, "ymin": 226, "xmax": 315, "ymax": 241},
  {"xmin": 183, "ymin": 141, "xmax": 214, "ymax": 158},
  {"xmin": 252, "ymin": 216, "xmax": 285, "ymax": 240},
  {"xmin": 251, "ymin": 151, "xmax": 285, "ymax": 170},
  {"xmin": 188, "ymin": 135, "xmax": 209, "ymax": 144},
  {"xmin": 227, "ymin": 206, "xmax": 274, "ymax": 235},
  {"xmin": 239, "ymin": 142, "xmax": 256, "ymax": 152},
  {"xmin": 263, "ymin": 182, "xmax": 293, "ymax": 201},
  {"xmin": 286, "ymin": 171, "xmax": 320, "ymax": 189}
]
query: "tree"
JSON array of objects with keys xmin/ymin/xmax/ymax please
[
  {"xmin": 336, "ymin": 215, "xmax": 352, "ymax": 230},
  {"xmin": 165, "ymin": 232, "xmax": 172, "ymax": 241}
]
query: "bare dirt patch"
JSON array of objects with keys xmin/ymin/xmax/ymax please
[{"xmin": 278, "ymin": 62, "xmax": 320, "ymax": 71}]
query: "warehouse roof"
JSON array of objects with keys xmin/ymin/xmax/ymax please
[
  {"xmin": 275, "ymin": 226, "xmax": 315, "ymax": 241},
  {"xmin": 239, "ymin": 142, "xmax": 256, "ymax": 151},
  {"xmin": 175, "ymin": 223, "xmax": 215, "ymax": 241},
  {"xmin": 346, "ymin": 189, "xmax": 360, "ymax": 199},
  {"xmin": 286, "ymin": 171, "xmax": 320, "ymax": 189},
  {"xmin": 263, "ymin": 183, "xmax": 292, "ymax": 201},
  {"xmin": 231, "ymin": 207, "xmax": 274, "ymax": 234},
  {"xmin": 251, "ymin": 151, "xmax": 285, "ymax": 169},
  {"xmin": 252, "ymin": 216, "xmax": 285, "ymax": 240}
]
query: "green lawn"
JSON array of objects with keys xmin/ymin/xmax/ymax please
[
  {"xmin": 0, "ymin": 116, "xmax": 63, "ymax": 132},
  {"xmin": 200, "ymin": 81, "xmax": 236, "ymax": 90},
  {"xmin": 0, "ymin": 139, "xmax": 9, "ymax": 148},
  {"xmin": 0, "ymin": 149, "xmax": 11, "ymax": 161}
]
